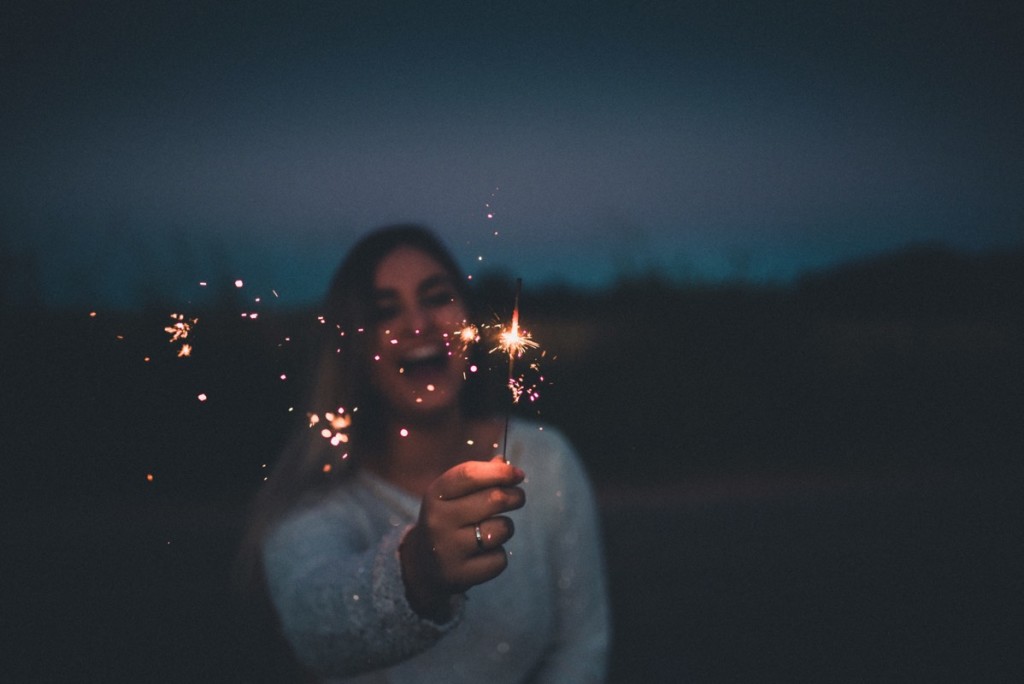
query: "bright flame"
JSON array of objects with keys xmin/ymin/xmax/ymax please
[{"xmin": 495, "ymin": 326, "xmax": 539, "ymax": 358}]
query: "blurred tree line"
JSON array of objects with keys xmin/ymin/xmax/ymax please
[
  {"xmin": 2, "ymin": 243, "xmax": 1022, "ymax": 505},
  {"xmin": 529, "ymin": 244, "xmax": 1024, "ymax": 482}
]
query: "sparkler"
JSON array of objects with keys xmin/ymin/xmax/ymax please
[{"xmin": 493, "ymin": 278, "xmax": 539, "ymax": 462}]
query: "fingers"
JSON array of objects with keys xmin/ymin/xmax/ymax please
[
  {"xmin": 420, "ymin": 485, "xmax": 523, "ymax": 554},
  {"xmin": 428, "ymin": 546, "xmax": 509, "ymax": 593},
  {"xmin": 460, "ymin": 547, "xmax": 508, "ymax": 585},
  {"xmin": 402, "ymin": 515, "xmax": 515, "ymax": 601},
  {"xmin": 433, "ymin": 456, "xmax": 525, "ymax": 501},
  {"xmin": 450, "ymin": 516, "xmax": 515, "ymax": 587},
  {"xmin": 469, "ymin": 516, "xmax": 515, "ymax": 554},
  {"xmin": 405, "ymin": 458, "xmax": 526, "ymax": 601}
]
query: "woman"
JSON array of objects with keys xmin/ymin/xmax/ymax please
[{"xmin": 242, "ymin": 225, "xmax": 609, "ymax": 682}]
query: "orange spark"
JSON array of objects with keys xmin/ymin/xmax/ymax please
[
  {"xmin": 495, "ymin": 325, "xmax": 539, "ymax": 358},
  {"xmin": 309, "ymin": 408, "xmax": 353, "ymax": 449}
]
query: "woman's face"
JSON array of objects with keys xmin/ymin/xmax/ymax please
[{"xmin": 368, "ymin": 245, "xmax": 469, "ymax": 419}]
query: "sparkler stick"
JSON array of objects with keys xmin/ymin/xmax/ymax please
[{"xmin": 501, "ymin": 278, "xmax": 524, "ymax": 462}]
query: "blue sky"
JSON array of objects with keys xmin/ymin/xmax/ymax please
[{"xmin": 2, "ymin": 0, "xmax": 1021, "ymax": 307}]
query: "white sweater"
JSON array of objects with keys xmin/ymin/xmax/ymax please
[{"xmin": 262, "ymin": 419, "xmax": 610, "ymax": 683}]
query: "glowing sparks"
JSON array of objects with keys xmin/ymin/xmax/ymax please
[
  {"xmin": 325, "ymin": 411, "xmax": 352, "ymax": 432},
  {"xmin": 490, "ymin": 277, "xmax": 544, "ymax": 462},
  {"xmin": 165, "ymin": 313, "xmax": 198, "ymax": 355},
  {"xmin": 309, "ymin": 408, "xmax": 352, "ymax": 451},
  {"xmin": 451, "ymin": 323, "xmax": 480, "ymax": 361},
  {"xmin": 495, "ymin": 325, "xmax": 539, "ymax": 359},
  {"xmin": 197, "ymin": 393, "xmax": 208, "ymax": 402},
  {"xmin": 489, "ymin": 280, "xmax": 542, "ymax": 412},
  {"xmin": 490, "ymin": 281, "xmax": 538, "ymax": 363}
]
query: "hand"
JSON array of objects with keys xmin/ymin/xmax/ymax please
[{"xmin": 400, "ymin": 456, "xmax": 526, "ymax": 620}]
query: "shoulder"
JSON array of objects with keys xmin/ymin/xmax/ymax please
[
  {"xmin": 509, "ymin": 418, "xmax": 575, "ymax": 462},
  {"xmin": 262, "ymin": 479, "xmax": 373, "ymax": 559},
  {"xmin": 508, "ymin": 418, "xmax": 594, "ymax": 493},
  {"xmin": 507, "ymin": 417, "xmax": 576, "ymax": 453}
]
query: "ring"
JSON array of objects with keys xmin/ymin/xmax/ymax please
[{"xmin": 474, "ymin": 524, "xmax": 485, "ymax": 550}]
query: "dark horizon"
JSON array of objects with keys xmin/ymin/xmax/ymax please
[{"xmin": 3, "ymin": 231, "xmax": 1022, "ymax": 312}]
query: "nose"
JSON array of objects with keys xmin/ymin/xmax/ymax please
[{"xmin": 397, "ymin": 303, "xmax": 429, "ymax": 337}]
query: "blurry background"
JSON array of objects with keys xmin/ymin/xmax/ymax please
[{"xmin": 2, "ymin": 1, "xmax": 1022, "ymax": 681}]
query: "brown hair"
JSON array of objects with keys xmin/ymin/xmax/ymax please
[{"xmin": 236, "ymin": 224, "xmax": 494, "ymax": 593}]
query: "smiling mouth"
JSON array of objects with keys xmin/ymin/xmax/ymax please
[{"xmin": 399, "ymin": 346, "xmax": 450, "ymax": 377}]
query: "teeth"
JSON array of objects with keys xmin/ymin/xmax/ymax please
[{"xmin": 404, "ymin": 345, "xmax": 444, "ymax": 362}]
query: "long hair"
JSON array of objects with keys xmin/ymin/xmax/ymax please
[{"xmin": 236, "ymin": 224, "xmax": 494, "ymax": 595}]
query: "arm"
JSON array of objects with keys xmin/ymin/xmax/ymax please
[
  {"xmin": 262, "ymin": 504, "xmax": 464, "ymax": 677},
  {"xmin": 262, "ymin": 457, "xmax": 527, "ymax": 678},
  {"xmin": 399, "ymin": 456, "xmax": 526, "ymax": 621}
]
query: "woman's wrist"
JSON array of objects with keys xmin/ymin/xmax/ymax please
[{"xmin": 399, "ymin": 524, "xmax": 454, "ymax": 623}]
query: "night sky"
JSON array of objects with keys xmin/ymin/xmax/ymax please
[{"xmin": 3, "ymin": 0, "xmax": 1021, "ymax": 307}]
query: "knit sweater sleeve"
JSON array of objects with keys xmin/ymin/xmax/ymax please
[{"xmin": 261, "ymin": 501, "xmax": 465, "ymax": 678}]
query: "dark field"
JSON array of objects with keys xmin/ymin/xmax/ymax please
[
  {"xmin": 6, "ymin": 470, "xmax": 1023, "ymax": 682},
  {"xmin": 3, "ymin": 245, "xmax": 1023, "ymax": 681},
  {"xmin": 602, "ymin": 472, "xmax": 1024, "ymax": 682}
]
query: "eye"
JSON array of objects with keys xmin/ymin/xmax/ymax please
[
  {"xmin": 370, "ymin": 302, "xmax": 399, "ymax": 322},
  {"xmin": 421, "ymin": 288, "xmax": 457, "ymax": 309}
]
